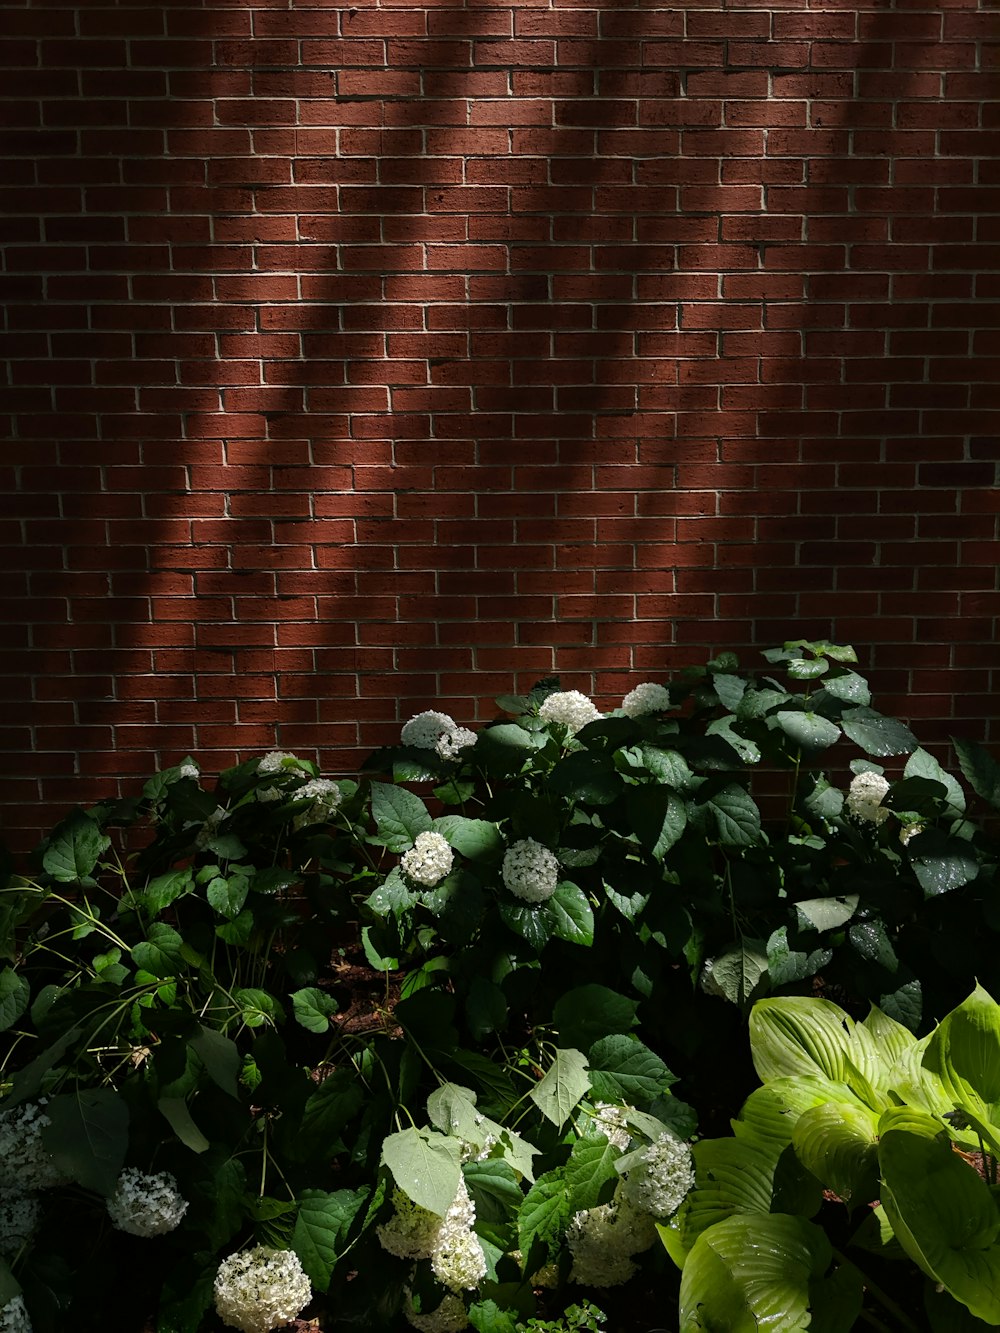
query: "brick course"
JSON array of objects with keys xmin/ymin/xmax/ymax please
[{"xmin": 2, "ymin": 0, "xmax": 999, "ymax": 848}]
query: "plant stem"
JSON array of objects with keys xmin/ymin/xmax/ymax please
[{"xmin": 833, "ymin": 1250, "xmax": 921, "ymax": 1333}]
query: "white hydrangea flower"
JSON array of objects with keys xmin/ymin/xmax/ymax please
[
  {"xmin": 213, "ymin": 1246, "xmax": 311, "ymax": 1333},
  {"xmin": 436, "ymin": 727, "xmax": 477, "ymax": 761},
  {"xmin": 106, "ymin": 1168, "xmax": 188, "ymax": 1237},
  {"xmin": 620, "ymin": 682, "xmax": 671, "ymax": 718},
  {"xmin": 376, "ymin": 1188, "xmax": 443, "ymax": 1260},
  {"xmin": 846, "ymin": 771, "xmax": 891, "ymax": 825},
  {"xmin": 590, "ymin": 1102, "xmax": 633, "ymax": 1152},
  {"xmin": 194, "ymin": 805, "xmax": 227, "ymax": 851},
  {"xmin": 402, "ymin": 711, "xmax": 457, "ymax": 750},
  {"xmin": 620, "ymin": 1133, "xmax": 694, "ymax": 1220},
  {"xmin": 0, "ymin": 1296, "xmax": 31, "ymax": 1333},
  {"xmin": 0, "ymin": 1102, "xmax": 64, "ymax": 1190},
  {"xmin": 400, "ymin": 831, "xmax": 454, "ymax": 888},
  {"xmin": 900, "ymin": 821, "xmax": 925, "ymax": 846},
  {"xmin": 538, "ymin": 690, "xmax": 601, "ymax": 734},
  {"xmin": 502, "ymin": 838, "xmax": 560, "ymax": 904},
  {"xmin": 566, "ymin": 1183, "xmax": 657, "ymax": 1288},
  {"xmin": 404, "ymin": 1291, "xmax": 469, "ymax": 1333},
  {"xmin": 292, "ymin": 778, "xmax": 342, "ymax": 830},
  {"xmin": 178, "ymin": 761, "xmax": 200, "ymax": 780},
  {"xmin": 432, "ymin": 1225, "xmax": 487, "ymax": 1292},
  {"xmin": 0, "ymin": 1191, "xmax": 39, "ymax": 1258},
  {"xmin": 256, "ymin": 751, "xmax": 301, "ymax": 775}
]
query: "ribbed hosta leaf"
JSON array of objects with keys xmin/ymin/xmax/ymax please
[
  {"xmin": 749, "ymin": 996, "xmax": 857, "ymax": 1085},
  {"xmin": 678, "ymin": 1138, "xmax": 778, "ymax": 1250},
  {"xmin": 734, "ymin": 1076, "xmax": 866, "ymax": 1154},
  {"xmin": 791, "ymin": 1101, "xmax": 880, "ymax": 1206}
]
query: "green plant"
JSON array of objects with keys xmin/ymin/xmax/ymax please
[{"xmin": 666, "ymin": 984, "xmax": 1000, "ymax": 1330}]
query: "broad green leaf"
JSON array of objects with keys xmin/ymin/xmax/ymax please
[
  {"xmin": 588, "ymin": 1034, "xmax": 676, "ymax": 1108},
  {"xmin": 546, "ymin": 881, "xmax": 594, "ymax": 946},
  {"xmin": 629, "ymin": 787, "xmax": 687, "ymax": 860},
  {"xmin": 548, "ymin": 751, "xmax": 624, "ymax": 805},
  {"xmin": 291, "ymin": 987, "xmax": 338, "ymax": 1034},
  {"xmin": 879, "ymin": 978, "xmax": 923, "ymax": 1033},
  {"xmin": 766, "ymin": 927, "xmax": 831, "ymax": 987},
  {"xmin": 529, "ymin": 1048, "xmax": 590, "ymax": 1127},
  {"xmin": 735, "ymin": 1076, "xmax": 867, "ymax": 1154},
  {"xmin": 775, "ymin": 710, "xmax": 841, "ymax": 752},
  {"xmin": 638, "ymin": 746, "xmax": 694, "ymax": 790},
  {"xmin": 291, "ymin": 1187, "xmax": 369, "ymax": 1293},
  {"xmin": 925, "ymin": 1282, "xmax": 1000, "ymax": 1332},
  {"xmin": 233, "ymin": 987, "xmax": 285, "ymax": 1028},
  {"xmin": 952, "ymin": 738, "xmax": 1000, "ymax": 809},
  {"xmin": 0, "ymin": 969, "xmax": 28, "ymax": 1033},
  {"xmin": 0, "ymin": 1261, "xmax": 20, "ymax": 1307},
  {"xmin": 432, "ymin": 816, "xmax": 503, "ymax": 861},
  {"xmin": 909, "ymin": 829, "xmax": 980, "ymax": 898},
  {"xmin": 206, "ymin": 873, "xmax": 250, "ymax": 919},
  {"xmin": 2, "ymin": 1025, "xmax": 82, "ymax": 1108},
  {"xmin": 706, "ymin": 716, "xmax": 761, "ymax": 764},
  {"xmin": 517, "ymin": 1172, "xmax": 570, "ymax": 1258},
  {"xmin": 787, "ymin": 657, "xmax": 829, "ymax": 680},
  {"xmin": 190, "ymin": 1025, "xmax": 240, "ymax": 1098},
  {"xmin": 215, "ymin": 909, "xmax": 254, "ymax": 947},
  {"xmin": 43, "ymin": 1089, "xmax": 129, "ymax": 1194},
  {"xmin": 713, "ymin": 673, "xmax": 746, "ymax": 711},
  {"xmin": 794, "ymin": 895, "xmax": 859, "ymax": 934},
  {"xmin": 750, "ymin": 997, "xmax": 857, "ymax": 1084},
  {"xmin": 463, "ymin": 1158, "xmax": 523, "ymax": 1223},
  {"xmin": 809, "ymin": 1258, "xmax": 864, "ymax": 1333},
  {"xmin": 131, "ymin": 922, "xmax": 186, "ymax": 978},
  {"xmin": 679, "ymin": 1213, "xmax": 832, "ymax": 1333},
  {"xmin": 880, "ymin": 1129, "xmax": 1000, "ymax": 1323},
  {"xmin": 366, "ymin": 868, "xmax": 418, "ymax": 918},
  {"xmin": 468, "ymin": 1300, "xmax": 520, "ymax": 1333},
  {"xmin": 841, "ymin": 707, "xmax": 917, "ymax": 757},
  {"xmin": 791, "ymin": 1101, "xmax": 880, "ymax": 1206},
  {"xmin": 298, "ymin": 1069, "xmax": 364, "ymax": 1152},
  {"xmin": 921, "ymin": 985, "xmax": 1000, "ymax": 1119},
  {"xmin": 427, "ymin": 1083, "xmax": 495, "ymax": 1152},
  {"xmin": 142, "ymin": 870, "xmax": 194, "ymax": 914},
  {"xmin": 381, "ymin": 1127, "xmax": 461, "ymax": 1216},
  {"xmin": 737, "ymin": 687, "xmax": 791, "ymax": 720},
  {"xmin": 553, "ymin": 985, "xmax": 639, "ymax": 1050},
  {"xmin": 41, "ymin": 813, "xmax": 110, "ymax": 885},
  {"xmin": 822, "ymin": 671, "xmax": 871, "ymax": 706},
  {"xmin": 497, "ymin": 900, "xmax": 551, "ymax": 951},
  {"xmin": 705, "ymin": 785, "xmax": 761, "ymax": 846},
  {"xmin": 679, "ymin": 1137, "xmax": 779, "ymax": 1249},
  {"xmin": 158, "ymin": 1096, "xmax": 210, "ymax": 1154},
  {"xmin": 360, "ymin": 924, "xmax": 399, "ymax": 971},
  {"xmin": 477, "ymin": 723, "xmax": 537, "ymax": 775},
  {"xmin": 848, "ymin": 919, "xmax": 898, "ymax": 973},
  {"xmin": 565, "ymin": 1135, "xmax": 620, "ymax": 1213},
  {"xmin": 904, "ymin": 747, "xmax": 966, "ymax": 814},
  {"xmin": 701, "ymin": 940, "xmax": 768, "ymax": 1007},
  {"xmin": 369, "ymin": 781, "xmax": 433, "ymax": 852},
  {"xmin": 466, "ymin": 976, "xmax": 507, "ymax": 1041}
]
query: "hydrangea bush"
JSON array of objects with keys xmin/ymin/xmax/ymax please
[{"xmin": 0, "ymin": 638, "xmax": 998, "ymax": 1331}]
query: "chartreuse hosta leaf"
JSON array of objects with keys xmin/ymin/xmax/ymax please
[
  {"xmin": 678, "ymin": 1213, "xmax": 847, "ymax": 1333},
  {"xmin": 749, "ymin": 996, "xmax": 859, "ymax": 1084},
  {"xmin": 791, "ymin": 1101, "xmax": 880, "ymax": 1208},
  {"xmin": 677, "ymin": 1137, "xmax": 778, "ymax": 1254},
  {"xmin": 879, "ymin": 1127, "xmax": 1000, "ymax": 1325},
  {"xmin": 922, "ymin": 984, "xmax": 1000, "ymax": 1128},
  {"xmin": 734, "ymin": 1075, "xmax": 869, "ymax": 1156}
]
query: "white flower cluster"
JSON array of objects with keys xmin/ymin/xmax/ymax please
[
  {"xmin": 620, "ymin": 682, "xmax": 671, "ymax": 718},
  {"xmin": 256, "ymin": 751, "xmax": 301, "ymax": 775},
  {"xmin": 378, "ymin": 1179, "xmax": 485, "ymax": 1293},
  {"xmin": 502, "ymin": 839, "xmax": 560, "ymax": 904},
  {"xmin": 566, "ymin": 1184, "xmax": 657, "ymax": 1288},
  {"xmin": 106, "ymin": 1168, "xmax": 188, "ymax": 1237},
  {"xmin": 402, "ymin": 712, "xmax": 458, "ymax": 750},
  {"xmin": 0, "ymin": 1191, "xmax": 39, "ymax": 1258},
  {"xmin": 437, "ymin": 727, "xmax": 477, "ymax": 761},
  {"xmin": 0, "ymin": 1102, "xmax": 64, "ymax": 1191},
  {"xmin": 292, "ymin": 778, "xmax": 342, "ymax": 830},
  {"xmin": 404, "ymin": 1291, "xmax": 469, "ymax": 1333},
  {"xmin": 401, "ymin": 832, "xmax": 454, "ymax": 888},
  {"xmin": 900, "ymin": 821, "xmax": 925, "ymax": 846},
  {"xmin": 178, "ymin": 761, "xmax": 200, "ymax": 780},
  {"xmin": 590, "ymin": 1102, "xmax": 633, "ymax": 1152},
  {"xmin": 214, "ymin": 1246, "xmax": 311, "ymax": 1333},
  {"xmin": 846, "ymin": 771, "xmax": 890, "ymax": 825},
  {"xmin": 0, "ymin": 1296, "xmax": 31, "ymax": 1333},
  {"xmin": 620, "ymin": 1133, "xmax": 695, "ymax": 1220},
  {"xmin": 538, "ymin": 690, "xmax": 601, "ymax": 734}
]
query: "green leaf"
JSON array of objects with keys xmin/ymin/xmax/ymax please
[
  {"xmin": 775, "ymin": 710, "xmax": 842, "ymax": 752},
  {"xmin": 190, "ymin": 1025, "xmax": 241, "ymax": 1098},
  {"xmin": 426, "ymin": 1083, "xmax": 498, "ymax": 1156},
  {"xmin": 705, "ymin": 784, "xmax": 761, "ymax": 846},
  {"xmin": 466, "ymin": 976, "xmax": 508, "ymax": 1041},
  {"xmin": 369, "ymin": 781, "xmax": 433, "ymax": 852},
  {"xmin": 909, "ymin": 829, "xmax": 980, "ymax": 898},
  {"xmin": 841, "ymin": 707, "xmax": 917, "ymax": 757},
  {"xmin": 159, "ymin": 1096, "xmax": 211, "ymax": 1153},
  {"xmin": 791, "ymin": 1101, "xmax": 880, "ymax": 1206},
  {"xmin": 206, "ymin": 873, "xmax": 250, "ymax": 919},
  {"xmin": 822, "ymin": 671, "xmax": 871, "ymax": 706},
  {"xmin": 904, "ymin": 748, "xmax": 966, "ymax": 814},
  {"xmin": 142, "ymin": 870, "xmax": 194, "ymax": 914},
  {"xmin": 518, "ymin": 1172, "xmax": 570, "ymax": 1258},
  {"xmin": 749, "ymin": 997, "xmax": 858, "ymax": 1085},
  {"xmin": 432, "ymin": 816, "xmax": 503, "ymax": 861},
  {"xmin": 553, "ymin": 985, "xmax": 639, "ymax": 1050},
  {"xmin": 547, "ymin": 881, "xmax": 594, "ymax": 946},
  {"xmin": 638, "ymin": 746, "xmax": 695, "ymax": 790},
  {"xmin": 565, "ymin": 1135, "xmax": 620, "ymax": 1213},
  {"xmin": 233, "ymin": 987, "xmax": 285, "ymax": 1028},
  {"xmin": 498, "ymin": 900, "xmax": 551, "ymax": 951},
  {"xmin": 880, "ymin": 1129, "xmax": 1000, "ymax": 1323},
  {"xmin": 679, "ymin": 1136, "xmax": 780, "ymax": 1248},
  {"xmin": 366, "ymin": 868, "xmax": 418, "ymax": 918},
  {"xmin": 43, "ymin": 1089, "xmax": 129, "ymax": 1194},
  {"xmin": 360, "ymin": 925, "xmax": 399, "ymax": 971},
  {"xmin": 849, "ymin": 919, "xmax": 898, "ymax": 973},
  {"xmin": 922, "ymin": 984, "xmax": 1000, "ymax": 1121},
  {"xmin": 701, "ymin": 940, "xmax": 768, "ymax": 1007},
  {"xmin": 706, "ymin": 715, "xmax": 761, "ymax": 764},
  {"xmin": 464, "ymin": 1157, "xmax": 525, "ymax": 1223},
  {"xmin": 548, "ymin": 752, "xmax": 624, "ymax": 805},
  {"xmin": 131, "ymin": 922, "xmax": 186, "ymax": 978},
  {"xmin": 381, "ymin": 1127, "xmax": 461, "ymax": 1216},
  {"xmin": 529, "ymin": 1048, "xmax": 590, "ymax": 1127},
  {"xmin": 0, "ymin": 1261, "xmax": 20, "ymax": 1308},
  {"xmin": 0, "ymin": 968, "xmax": 29, "ymax": 1033},
  {"xmin": 291, "ymin": 1187, "xmax": 369, "ymax": 1293},
  {"xmin": 794, "ymin": 895, "xmax": 859, "ymax": 934},
  {"xmin": 290, "ymin": 987, "xmax": 338, "ymax": 1034},
  {"xmin": 765, "ymin": 927, "xmax": 832, "ymax": 987},
  {"xmin": 41, "ymin": 812, "xmax": 110, "ymax": 885},
  {"xmin": 713, "ymin": 673, "xmax": 746, "ymax": 711},
  {"xmin": 478, "ymin": 723, "xmax": 538, "ymax": 775},
  {"xmin": 952, "ymin": 738, "xmax": 1000, "ymax": 808},
  {"xmin": 215, "ymin": 909, "xmax": 254, "ymax": 947},
  {"xmin": 787, "ymin": 657, "xmax": 830, "ymax": 680},
  {"xmin": 588, "ymin": 1035, "xmax": 676, "ymax": 1108},
  {"xmin": 679, "ymin": 1213, "xmax": 834, "ymax": 1333},
  {"xmin": 298, "ymin": 1069, "xmax": 364, "ymax": 1153},
  {"xmin": 630, "ymin": 787, "xmax": 687, "ymax": 860},
  {"xmin": 468, "ymin": 1300, "xmax": 520, "ymax": 1333}
]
